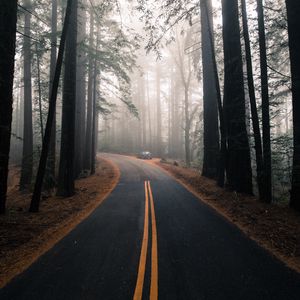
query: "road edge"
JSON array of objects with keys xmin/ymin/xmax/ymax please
[
  {"xmin": 151, "ymin": 160, "xmax": 300, "ymax": 275},
  {"xmin": 0, "ymin": 156, "xmax": 120, "ymax": 289}
]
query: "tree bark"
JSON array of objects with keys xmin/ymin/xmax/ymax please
[
  {"xmin": 256, "ymin": 0, "xmax": 272, "ymax": 203},
  {"xmin": 146, "ymin": 72, "xmax": 152, "ymax": 151},
  {"xmin": 172, "ymin": 67, "xmax": 180, "ymax": 158},
  {"xmin": 140, "ymin": 75, "xmax": 147, "ymax": 149},
  {"xmin": 200, "ymin": 0, "xmax": 226, "ymax": 186},
  {"xmin": 20, "ymin": 0, "xmax": 34, "ymax": 191},
  {"xmin": 91, "ymin": 34, "xmax": 99, "ymax": 175},
  {"xmin": 57, "ymin": 0, "xmax": 78, "ymax": 197},
  {"xmin": 45, "ymin": 0, "xmax": 58, "ymax": 190},
  {"xmin": 156, "ymin": 63, "xmax": 162, "ymax": 156},
  {"xmin": 221, "ymin": 0, "xmax": 252, "ymax": 193},
  {"xmin": 174, "ymin": 30, "xmax": 192, "ymax": 166},
  {"xmin": 241, "ymin": 0, "xmax": 265, "ymax": 200},
  {"xmin": 200, "ymin": 0, "xmax": 220, "ymax": 179},
  {"xmin": 35, "ymin": 43, "xmax": 44, "ymax": 140},
  {"xmin": 184, "ymin": 87, "xmax": 191, "ymax": 166},
  {"xmin": 84, "ymin": 8, "xmax": 94, "ymax": 171},
  {"xmin": 286, "ymin": 1, "xmax": 300, "ymax": 211},
  {"xmin": 30, "ymin": 0, "xmax": 75, "ymax": 212},
  {"xmin": 0, "ymin": 0, "xmax": 18, "ymax": 214},
  {"xmin": 168, "ymin": 72, "xmax": 172, "ymax": 156},
  {"xmin": 75, "ymin": 0, "xmax": 87, "ymax": 177}
]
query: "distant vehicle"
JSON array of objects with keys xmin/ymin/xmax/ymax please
[{"xmin": 138, "ymin": 151, "xmax": 152, "ymax": 160}]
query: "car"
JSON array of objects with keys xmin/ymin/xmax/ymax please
[{"xmin": 138, "ymin": 151, "xmax": 152, "ymax": 160}]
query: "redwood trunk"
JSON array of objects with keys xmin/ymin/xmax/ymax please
[
  {"xmin": 256, "ymin": 0, "xmax": 272, "ymax": 203},
  {"xmin": 57, "ymin": 0, "xmax": 78, "ymax": 197},
  {"xmin": 286, "ymin": 1, "xmax": 300, "ymax": 211},
  {"xmin": 84, "ymin": 9, "xmax": 94, "ymax": 171},
  {"xmin": 241, "ymin": 0, "xmax": 265, "ymax": 200},
  {"xmin": 75, "ymin": 0, "xmax": 87, "ymax": 176},
  {"xmin": 200, "ymin": 0, "xmax": 220, "ymax": 179},
  {"xmin": 0, "ymin": 0, "xmax": 18, "ymax": 213},
  {"xmin": 30, "ymin": 0, "xmax": 75, "ymax": 211},
  {"xmin": 20, "ymin": 0, "xmax": 33, "ymax": 191},
  {"xmin": 45, "ymin": 0, "xmax": 58, "ymax": 190},
  {"xmin": 221, "ymin": 0, "xmax": 252, "ymax": 193},
  {"xmin": 156, "ymin": 64, "xmax": 162, "ymax": 156}
]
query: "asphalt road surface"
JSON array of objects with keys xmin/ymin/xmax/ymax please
[{"xmin": 1, "ymin": 154, "xmax": 300, "ymax": 300}]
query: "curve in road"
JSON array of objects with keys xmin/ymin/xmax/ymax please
[{"xmin": 1, "ymin": 153, "xmax": 300, "ymax": 300}]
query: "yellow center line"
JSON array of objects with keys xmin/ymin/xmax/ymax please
[
  {"xmin": 148, "ymin": 181, "xmax": 158, "ymax": 300},
  {"xmin": 133, "ymin": 181, "xmax": 149, "ymax": 300}
]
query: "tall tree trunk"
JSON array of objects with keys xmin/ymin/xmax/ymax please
[
  {"xmin": 146, "ymin": 72, "xmax": 152, "ymax": 151},
  {"xmin": 172, "ymin": 70, "xmax": 180, "ymax": 158},
  {"xmin": 20, "ymin": 0, "xmax": 34, "ymax": 191},
  {"xmin": 136, "ymin": 77, "xmax": 142, "ymax": 150},
  {"xmin": 30, "ymin": 0, "xmax": 75, "ymax": 212},
  {"xmin": 201, "ymin": 0, "xmax": 226, "ymax": 187},
  {"xmin": 45, "ymin": 0, "xmax": 58, "ymax": 190},
  {"xmin": 175, "ymin": 32, "xmax": 192, "ymax": 166},
  {"xmin": 90, "ymin": 79, "xmax": 97, "ymax": 175},
  {"xmin": 75, "ymin": 0, "xmax": 87, "ymax": 177},
  {"xmin": 16, "ymin": 81, "xmax": 24, "ymax": 164},
  {"xmin": 156, "ymin": 63, "xmax": 162, "ymax": 156},
  {"xmin": 184, "ymin": 87, "xmax": 191, "ymax": 166},
  {"xmin": 256, "ymin": 0, "xmax": 272, "ymax": 203},
  {"xmin": 200, "ymin": 0, "xmax": 220, "ymax": 179},
  {"xmin": 140, "ymin": 75, "xmax": 147, "ymax": 149},
  {"xmin": 221, "ymin": 0, "xmax": 252, "ymax": 194},
  {"xmin": 57, "ymin": 0, "xmax": 78, "ymax": 197},
  {"xmin": 91, "ymin": 34, "xmax": 99, "ymax": 175},
  {"xmin": 0, "ymin": 0, "xmax": 18, "ymax": 214},
  {"xmin": 241, "ymin": 0, "xmax": 265, "ymax": 200},
  {"xmin": 35, "ymin": 44, "xmax": 44, "ymax": 140},
  {"xmin": 84, "ymin": 8, "xmax": 94, "ymax": 171},
  {"xmin": 168, "ymin": 73, "xmax": 172, "ymax": 156},
  {"xmin": 286, "ymin": 1, "xmax": 300, "ymax": 211}
]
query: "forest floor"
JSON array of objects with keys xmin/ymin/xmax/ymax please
[
  {"xmin": 154, "ymin": 159, "xmax": 300, "ymax": 274},
  {"xmin": 0, "ymin": 157, "xmax": 119, "ymax": 288}
]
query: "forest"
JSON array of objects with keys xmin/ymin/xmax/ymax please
[
  {"xmin": 1, "ymin": 0, "xmax": 300, "ymax": 297},
  {"xmin": 0, "ymin": 0, "xmax": 299, "ymax": 213}
]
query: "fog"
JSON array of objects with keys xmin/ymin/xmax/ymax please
[{"xmin": 0, "ymin": 0, "xmax": 297, "ymax": 212}]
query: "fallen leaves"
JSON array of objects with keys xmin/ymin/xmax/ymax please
[{"xmin": 0, "ymin": 157, "xmax": 119, "ymax": 288}]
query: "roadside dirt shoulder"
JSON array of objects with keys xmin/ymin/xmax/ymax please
[
  {"xmin": 0, "ymin": 157, "xmax": 120, "ymax": 288},
  {"xmin": 155, "ymin": 160, "xmax": 300, "ymax": 274}
]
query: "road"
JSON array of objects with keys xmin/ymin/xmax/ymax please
[{"xmin": 1, "ymin": 154, "xmax": 300, "ymax": 300}]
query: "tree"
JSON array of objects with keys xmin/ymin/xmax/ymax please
[
  {"xmin": 156, "ymin": 63, "xmax": 162, "ymax": 156},
  {"xmin": 20, "ymin": 0, "xmax": 34, "ymax": 191},
  {"xmin": 140, "ymin": 74, "xmax": 147, "ymax": 149},
  {"xmin": 200, "ymin": 0, "xmax": 226, "ymax": 187},
  {"xmin": 172, "ymin": 28, "xmax": 193, "ymax": 166},
  {"xmin": 286, "ymin": 1, "xmax": 300, "ymax": 211},
  {"xmin": 84, "ymin": 7, "xmax": 94, "ymax": 171},
  {"xmin": 0, "ymin": 0, "xmax": 18, "ymax": 214},
  {"xmin": 256, "ymin": 0, "xmax": 272, "ymax": 203},
  {"xmin": 170, "ymin": 65, "xmax": 181, "ymax": 159},
  {"xmin": 30, "ymin": 0, "xmax": 76, "ymax": 211},
  {"xmin": 91, "ymin": 35, "xmax": 99, "ymax": 175},
  {"xmin": 241, "ymin": 0, "xmax": 265, "ymax": 200},
  {"xmin": 45, "ymin": 0, "xmax": 58, "ymax": 190},
  {"xmin": 200, "ymin": 0, "xmax": 220, "ymax": 179},
  {"xmin": 56, "ymin": 0, "xmax": 78, "ymax": 197},
  {"xmin": 75, "ymin": 0, "xmax": 87, "ymax": 176},
  {"xmin": 146, "ymin": 71, "xmax": 153, "ymax": 151},
  {"xmin": 221, "ymin": 0, "xmax": 252, "ymax": 193}
]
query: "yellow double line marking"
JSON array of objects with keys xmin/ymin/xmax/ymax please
[{"xmin": 133, "ymin": 181, "xmax": 158, "ymax": 300}]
